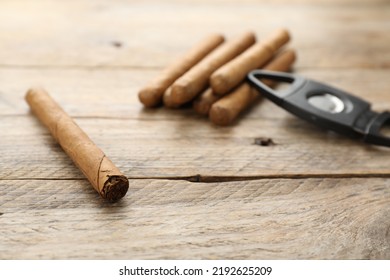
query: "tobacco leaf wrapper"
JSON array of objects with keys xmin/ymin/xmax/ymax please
[
  {"xmin": 26, "ymin": 88, "xmax": 129, "ymax": 202},
  {"xmin": 170, "ymin": 31, "xmax": 256, "ymax": 105},
  {"xmin": 209, "ymin": 48, "xmax": 297, "ymax": 125},
  {"xmin": 210, "ymin": 28, "xmax": 290, "ymax": 95},
  {"xmin": 139, "ymin": 33, "xmax": 225, "ymax": 107}
]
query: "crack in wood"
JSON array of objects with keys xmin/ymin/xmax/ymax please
[{"xmin": 1, "ymin": 172, "xmax": 390, "ymax": 183}]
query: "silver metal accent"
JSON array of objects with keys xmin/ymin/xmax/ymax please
[{"xmin": 308, "ymin": 93, "xmax": 345, "ymax": 114}]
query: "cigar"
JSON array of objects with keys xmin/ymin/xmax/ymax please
[
  {"xmin": 209, "ymin": 84, "xmax": 256, "ymax": 126},
  {"xmin": 169, "ymin": 31, "xmax": 256, "ymax": 106},
  {"xmin": 162, "ymin": 87, "xmax": 181, "ymax": 109},
  {"xmin": 192, "ymin": 87, "xmax": 219, "ymax": 115},
  {"xmin": 209, "ymin": 49, "xmax": 296, "ymax": 126},
  {"xmin": 138, "ymin": 33, "xmax": 225, "ymax": 107},
  {"xmin": 195, "ymin": 49, "xmax": 296, "ymax": 117},
  {"xmin": 258, "ymin": 48, "xmax": 296, "ymax": 87},
  {"xmin": 25, "ymin": 88, "xmax": 129, "ymax": 202},
  {"xmin": 210, "ymin": 29, "xmax": 290, "ymax": 95}
]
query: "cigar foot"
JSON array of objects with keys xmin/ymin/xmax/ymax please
[{"xmin": 102, "ymin": 175, "xmax": 129, "ymax": 203}]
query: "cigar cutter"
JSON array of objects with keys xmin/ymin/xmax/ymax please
[{"xmin": 247, "ymin": 70, "xmax": 390, "ymax": 147}]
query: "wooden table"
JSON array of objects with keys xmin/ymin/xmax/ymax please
[{"xmin": 1, "ymin": 0, "xmax": 389, "ymax": 259}]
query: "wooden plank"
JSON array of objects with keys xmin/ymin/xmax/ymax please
[
  {"xmin": 0, "ymin": 68, "xmax": 389, "ymax": 117},
  {"xmin": 0, "ymin": 0, "xmax": 389, "ymax": 68},
  {"xmin": 1, "ymin": 0, "xmax": 389, "ymax": 262},
  {"xmin": 1, "ymin": 113, "xmax": 390, "ymax": 180},
  {"xmin": 1, "ymin": 68, "xmax": 389, "ymax": 179},
  {"xmin": 0, "ymin": 178, "xmax": 389, "ymax": 259}
]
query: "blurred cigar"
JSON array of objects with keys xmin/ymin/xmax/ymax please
[
  {"xmin": 209, "ymin": 49, "xmax": 296, "ymax": 126},
  {"xmin": 163, "ymin": 87, "xmax": 181, "ymax": 109},
  {"xmin": 169, "ymin": 31, "xmax": 256, "ymax": 106},
  {"xmin": 192, "ymin": 88, "xmax": 219, "ymax": 115},
  {"xmin": 195, "ymin": 48, "xmax": 296, "ymax": 117},
  {"xmin": 25, "ymin": 88, "xmax": 129, "ymax": 202},
  {"xmin": 138, "ymin": 33, "xmax": 224, "ymax": 107},
  {"xmin": 210, "ymin": 29, "xmax": 290, "ymax": 95}
]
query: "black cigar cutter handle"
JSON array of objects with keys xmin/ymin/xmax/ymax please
[{"xmin": 247, "ymin": 70, "xmax": 390, "ymax": 147}]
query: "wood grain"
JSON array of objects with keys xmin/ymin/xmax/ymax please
[
  {"xmin": 1, "ymin": 113, "xmax": 390, "ymax": 180},
  {"xmin": 0, "ymin": 178, "xmax": 389, "ymax": 259},
  {"xmin": 0, "ymin": 68, "xmax": 389, "ymax": 117},
  {"xmin": 0, "ymin": 1, "xmax": 389, "ymax": 69},
  {"xmin": 0, "ymin": 0, "xmax": 389, "ymax": 260}
]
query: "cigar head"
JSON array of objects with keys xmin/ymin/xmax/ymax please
[
  {"xmin": 209, "ymin": 104, "xmax": 234, "ymax": 126},
  {"xmin": 264, "ymin": 28, "xmax": 290, "ymax": 52},
  {"xmin": 170, "ymin": 79, "xmax": 196, "ymax": 105},
  {"xmin": 138, "ymin": 86, "xmax": 164, "ymax": 108},
  {"xmin": 26, "ymin": 87, "xmax": 42, "ymax": 100},
  {"xmin": 25, "ymin": 87, "xmax": 52, "ymax": 108},
  {"xmin": 193, "ymin": 99, "xmax": 212, "ymax": 116},
  {"xmin": 163, "ymin": 87, "xmax": 182, "ymax": 108},
  {"xmin": 209, "ymin": 73, "xmax": 229, "ymax": 95},
  {"xmin": 102, "ymin": 175, "xmax": 129, "ymax": 203}
]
